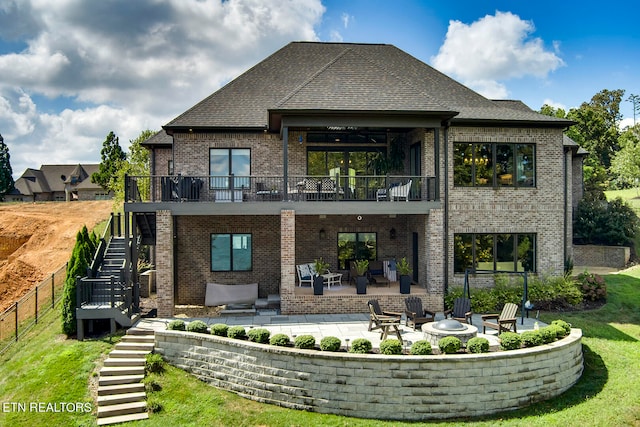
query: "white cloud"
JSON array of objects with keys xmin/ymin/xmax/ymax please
[
  {"xmin": 341, "ymin": 12, "xmax": 352, "ymax": 29},
  {"xmin": 0, "ymin": 0, "xmax": 325, "ymax": 177},
  {"xmin": 431, "ymin": 11, "xmax": 564, "ymax": 98},
  {"xmin": 541, "ymin": 99, "xmax": 568, "ymax": 111}
]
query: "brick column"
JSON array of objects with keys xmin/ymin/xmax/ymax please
[
  {"xmin": 280, "ymin": 209, "xmax": 295, "ymax": 313},
  {"xmin": 156, "ymin": 210, "xmax": 174, "ymax": 317},
  {"xmin": 427, "ymin": 208, "xmax": 445, "ymax": 310}
]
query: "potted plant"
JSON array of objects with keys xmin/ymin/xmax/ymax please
[
  {"xmin": 353, "ymin": 259, "xmax": 369, "ymax": 294},
  {"xmin": 313, "ymin": 258, "xmax": 330, "ymax": 295},
  {"xmin": 397, "ymin": 257, "xmax": 412, "ymax": 294}
]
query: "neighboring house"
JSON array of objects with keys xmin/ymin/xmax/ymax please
[
  {"xmin": 7, "ymin": 164, "xmax": 112, "ymax": 202},
  {"xmin": 124, "ymin": 42, "xmax": 583, "ymax": 317}
]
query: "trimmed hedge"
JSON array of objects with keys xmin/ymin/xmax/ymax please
[
  {"xmin": 166, "ymin": 320, "xmax": 185, "ymax": 331},
  {"xmin": 270, "ymin": 333, "xmax": 290, "ymax": 347},
  {"xmin": 320, "ymin": 336, "xmax": 341, "ymax": 352},
  {"xmin": 410, "ymin": 340, "xmax": 432, "ymax": 355},
  {"xmin": 379, "ymin": 339, "xmax": 403, "ymax": 355},
  {"xmin": 294, "ymin": 335, "xmax": 316, "ymax": 349},
  {"xmin": 349, "ymin": 338, "xmax": 372, "ymax": 354},
  {"xmin": 438, "ymin": 336, "xmax": 461, "ymax": 354},
  {"xmin": 466, "ymin": 337, "xmax": 490, "ymax": 353},
  {"xmin": 521, "ymin": 330, "xmax": 544, "ymax": 348},
  {"xmin": 227, "ymin": 326, "xmax": 247, "ymax": 339},
  {"xmin": 499, "ymin": 332, "xmax": 522, "ymax": 350},
  {"xmin": 186, "ymin": 320, "xmax": 209, "ymax": 334},
  {"xmin": 210, "ymin": 323, "xmax": 229, "ymax": 337},
  {"xmin": 247, "ymin": 328, "xmax": 271, "ymax": 344}
]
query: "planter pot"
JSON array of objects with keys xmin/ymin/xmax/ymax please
[
  {"xmin": 399, "ymin": 275, "xmax": 411, "ymax": 294},
  {"xmin": 356, "ymin": 276, "xmax": 368, "ymax": 294},
  {"xmin": 313, "ymin": 275, "xmax": 324, "ymax": 295}
]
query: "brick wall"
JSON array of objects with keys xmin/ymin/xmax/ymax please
[
  {"xmin": 156, "ymin": 328, "xmax": 583, "ymax": 421},
  {"xmin": 156, "ymin": 210, "xmax": 174, "ymax": 317},
  {"xmin": 573, "ymin": 245, "xmax": 630, "ymax": 268}
]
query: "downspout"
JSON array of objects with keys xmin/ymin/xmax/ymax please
[
  {"xmin": 563, "ymin": 147, "xmax": 569, "ymax": 271},
  {"xmin": 283, "ymin": 126, "xmax": 289, "ymax": 201},
  {"xmin": 443, "ymin": 122, "xmax": 450, "ymax": 306}
]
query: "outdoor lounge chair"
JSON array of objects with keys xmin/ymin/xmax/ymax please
[
  {"xmin": 444, "ymin": 297, "xmax": 473, "ymax": 325},
  {"xmin": 481, "ymin": 302, "xmax": 518, "ymax": 333},
  {"xmin": 404, "ymin": 297, "xmax": 436, "ymax": 331},
  {"xmin": 367, "ymin": 300, "xmax": 403, "ymax": 342},
  {"xmin": 368, "ymin": 260, "xmax": 389, "ymax": 287},
  {"xmin": 296, "ymin": 264, "xmax": 314, "ymax": 287},
  {"xmin": 388, "ymin": 179, "xmax": 412, "ymax": 201},
  {"xmin": 367, "ymin": 299, "xmax": 402, "ymax": 331}
]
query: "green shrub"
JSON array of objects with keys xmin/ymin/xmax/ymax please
[
  {"xmin": 146, "ymin": 396, "xmax": 163, "ymax": 413},
  {"xmin": 210, "ymin": 323, "xmax": 229, "ymax": 337},
  {"xmin": 247, "ymin": 328, "xmax": 270, "ymax": 343},
  {"xmin": 294, "ymin": 334, "xmax": 316, "ymax": 349},
  {"xmin": 470, "ymin": 288, "xmax": 499, "ymax": 313},
  {"xmin": 227, "ymin": 326, "xmax": 247, "ymax": 339},
  {"xmin": 466, "ymin": 337, "xmax": 490, "ymax": 353},
  {"xmin": 320, "ymin": 336, "xmax": 341, "ymax": 352},
  {"xmin": 551, "ymin": 319, "xmax": 571, "ymax": 336},
  {"xmin": 574, "ymin": 197, "xmax": 639, "ymax": 246},
  {"xmin": 186, "ymin": 320, "xmax": 209, "ymax": 334},
  {"xmin": 142, "ymin": 377, "xmax": 162, "ymax": 392},
  {"xmin": 577, "ymin": 271, "xmax": 607, "ymax": 302},
  {"xmin": 410, "ymin": 340, "xmax": 432, "ymax": 355},
  {"xmin": 521, "ymin": 330, "xmax": 544, "ymax": 348},
  {"xmin": 438, "ymin": 336, "xmax": 462, "ymax": 354},
  {"xmin": 166, "ymin": 320, "xmax": 185, "ymax": 331},
  {"xmin": 379, "ymin": 339, "xmax": 403, "ymax": 355},
  {"xmin": 499, "ymin": 332, "xmax": 522, "ymax": 350},
  {"xmin": 145, "ymin": 353, "xmax": 166, "ymax": 374},
  {"xmin": 349, "ymin": 338, "xmax": 372, "ymax": 354},
  {"xmin": 546, "ymin": 324, "xmax": 567, "ymax": 340},
  {"xmin": 539, "ymin": 326, "xmax": 558, "ymax": 344},
  {"xmin": 269, "ymin": 333, "xmax": 290, "ymax": 346}
]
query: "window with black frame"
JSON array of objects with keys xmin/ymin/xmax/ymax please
[
  {"xmin": 453, "ymin": 143, "xmax": 535, "ymax": 187},
  {"xmin": 337, "ymin": 232, "xmax": 377, "ymax": 269},
  {"xmin": 454, "ymin": 233, "xmax": 535, "ymax": 273},
  {"xmin": 209, "ymin": 148, "xmax": 250, "ymax": 189},
  {"xmin": 211, "ymin": 233, "xmax": 252, "ymax": 271}
]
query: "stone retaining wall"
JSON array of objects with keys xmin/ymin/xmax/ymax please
[
  {"xmin": 155, "ymin": 329, "xmax": 583, "ymax": 421},
  {"xmin": 573, "ymin": 245, "xmax": 630, "ymax": 269}
]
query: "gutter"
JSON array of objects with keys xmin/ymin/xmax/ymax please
[{"xmin": 443, "ymin": 121, "xmax": 450, "ymax": 307}]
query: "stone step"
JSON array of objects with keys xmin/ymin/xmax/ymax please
[
  {"xmin": 97, "ymin": 391, "xmax": 146, "ymax": 406},
  {"xmin": 98, "ymin": 374, "xmax": 144, "ymax": 386},
  {"xmin": 97, "ymin": 412, "xmax": 149, "ymax": 426},
  {"xmin": 104, "ymin": 357, "xmax": 146, "ymax": 367},
  {"xmin": 121, "ymin": 334, "xmax": 155, "ymax": 343},
  {"xmin": 100, "ymin": 366, "xmax": 145, "ymax": 377},
  {"xmin": 109, "ymin": 349, "xmax": 150, "ymax": 359},
  {"xmin": 115, "ymin": 342, "xmax": 154, "ymax": 352},
  {"xmin": 98, "ymin": 383, "xmax": 145, "ymax": 396},
  {"xmin": 126, "ymin": 328, "xmax": 155, "ymax": 336},
  {"xmin": 97, "ymin": 401, "xmax": 147, "ymax": 418}
]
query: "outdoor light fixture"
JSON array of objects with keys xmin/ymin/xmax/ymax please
[
  {"xmin": 357, "ymin": 215, "xmax": 362, "ymax": 221},
  {"xmin": 319, "ymin": 229, "xmax": 326, "ymax": 240},
  {"xmin": 390, "ymin": 228, "xmax": 396, "ymax": 240}
]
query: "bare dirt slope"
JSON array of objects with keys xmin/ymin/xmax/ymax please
[{"xmin": 0, "ymin": 201, "xmax": 114, "ymax": 313}]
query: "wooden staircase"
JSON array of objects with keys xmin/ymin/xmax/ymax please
[{"xmin": 96, "ymin": 328, "xmax": 154, "ymax": 425}]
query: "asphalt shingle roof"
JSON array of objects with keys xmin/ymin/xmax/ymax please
[{"xmin": 164, "ymin": 42, "xmax": 572, "ymax": 130}]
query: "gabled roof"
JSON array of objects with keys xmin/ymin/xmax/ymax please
[
  {"xmin": 164, "ymin": 42, "xmax": 573, "ymax": 131},
  {"xmin": 141, "ymin": 130, "xmax": 172, "ymax": 147},
  {"xmin": 12, "ymin": 164, "xmax": 102, "ymax": 196}
]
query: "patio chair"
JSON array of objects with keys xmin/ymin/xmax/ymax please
[
  {"xmin": 444, "ymin": 297, "xmax": 473, "ymax": 325},
  {"xmin": 404, "ymin": 297, "xmax": 436, "ymax": 331},
  {"xmin": 367, "ymin": 299, "xmax": 402, "ymax": 331},
  {"xmin": 481, "ymin": 302, "xmax": 518, "ymax": 333},
  {"xmin": 367, "ymin": 300, "xmax": 403, "ymax": 342},
  {"xmin": 388, "ymin": 179, "xmax": 412, "ymax": 202},
  {"xmin": 296, "ymin": 264, "xmax": 313, "ymax": 287},
  {"xmin": 368, "ymin": 260, "xmax": 389, "ymax": 287}
]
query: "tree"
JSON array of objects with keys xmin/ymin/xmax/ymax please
[
  {"xmin": 112, "ymin": 129, "xmax": 154, "ymax": 203},
  {"xmin": 610, "ymin": 124, "xmax": 640, "ymax": 192},
  {"xmin": 0, "ymin": 133, "xmax": 15, "ymax": 200},
  {"xmin": 92, "ymin": 131, "xmax": 127, "ymax": 192},
  {"xmin": 628, "ymin": 94, "xmax": 640, "ymax": 126}
]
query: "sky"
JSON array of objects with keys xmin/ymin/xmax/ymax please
[{"xmin": 1, "ymin": 0, "xmax": 638, "ymax": 179}]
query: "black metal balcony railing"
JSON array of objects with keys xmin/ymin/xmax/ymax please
[{"xmin": 125, "ymin": 175, "xmax": 438, "ymax": 203}]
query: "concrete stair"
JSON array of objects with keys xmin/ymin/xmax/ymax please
[{"xmin": 96, "ymin": 327, "xmax": 155, "ymax": 426}]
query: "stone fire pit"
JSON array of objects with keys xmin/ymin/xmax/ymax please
[{"xmin": 422, "ymin": 319, "xmax": 478, "ymax": 346}]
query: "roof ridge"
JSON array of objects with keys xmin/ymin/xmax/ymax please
[{"xmin": 274, "ymin": 47, "xmax": 355, "ymax": 108}]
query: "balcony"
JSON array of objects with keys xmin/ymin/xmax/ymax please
[{"xmin": 125, "ymin": 175, "xmax": 439, "ymax": 214}]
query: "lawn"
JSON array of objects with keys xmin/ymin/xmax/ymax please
[{"xmin": 1, "ymin": 269, "xmax": 639, "ymax": 426}]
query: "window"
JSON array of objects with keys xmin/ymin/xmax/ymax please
[
  {"xmin": 337, "ymin": 232, "xmax": 377, "ymax": 269},
  {"xmin": 454, "ymin": 233, "xmax": 536, "ymax": 273},
  {"xmin": 453, "ymin": 143, "xmax": 535, "ymax": 187},
  {"xmin": 211, "ymin": 233, "xmax": 252, "ymax": 271},
  {"xmin": 209, "ymin": 148, "xmax": 250, "ymax": 189}
]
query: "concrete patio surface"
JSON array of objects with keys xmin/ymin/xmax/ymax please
[{"xmin": 136, "ymin": 311, "xmax": 546, "ymax": 349}]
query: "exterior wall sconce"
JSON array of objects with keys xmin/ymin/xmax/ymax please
[
  {"xmin": 319, "ymin": 229, "xmax": 326, "ymax": 240},
  {"xmin": 390, "ymin": 228, "xmax": 397, "ymax": 240}
]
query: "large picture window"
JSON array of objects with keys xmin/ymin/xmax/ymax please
[
  {"xmin": 337, "ymin": 232, "xmax": 377, "ymax": 269},
  {"xmin": 454, "ymin": 233, "xmax": 535, "ymax": 273},
  {"xmin": 211, "ymin": 233, "xmax": 252, "ymax": 271},
  {"xmin": 453, "ymin": 143, "xmax": 535, "ymax": 187},
  {"xmin": 209, "ymin": 148, "xmax": 250, "ymax": 189}
]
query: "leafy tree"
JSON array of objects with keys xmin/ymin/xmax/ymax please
[
  {"xmin": 574, "ymin": 197, "xmax": 639, "ymax": 246},
  {"xmin": 0, "ymin": 133, "xmax": 15, "ymax": 200},
  {"xmin": 112, "ymin": 130, "xmax": 153, "ymax": 203},
  {"xmin": 627, "ymin": 94, "xmax": 640, "ymax": 126},
  {"xmin": 92, "ymin": 131, "xmax": 127, "ymax": 192},
  {"xmin": 610, "ymin": 125, "xmax": 640, "ymax": 192}
]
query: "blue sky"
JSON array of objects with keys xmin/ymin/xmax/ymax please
[{"xmin": 0, "ymin": 0, "xmax": 638, "ymax": 178}]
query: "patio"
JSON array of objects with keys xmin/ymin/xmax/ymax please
[{"xmin": 136, "ymin": 311, "xmax": 545, "ymax": 349}]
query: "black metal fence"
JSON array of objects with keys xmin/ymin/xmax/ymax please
[{"xmin": 0, "ymin": 263, "xmax": 67, "ymax": 355}]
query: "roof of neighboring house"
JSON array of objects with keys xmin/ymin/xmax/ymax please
[
  {"xmin": 141, "ymin": 130, "xmax": 173, "ymax": 147},
  {"xmin": 563, "ymin": 135, "xmax": 589, "ymax": 156},
  {"xmin": 12, "ymin": 164, "xmax": 102, "ymax": 196},
  {"xmin": 164, "ymin": 42, "xmax": 573, "ymax": 131}
]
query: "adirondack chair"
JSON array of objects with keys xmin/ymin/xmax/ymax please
[
  {"xmin": 367, "ymin": 299, "xmax": 402, "ymax": 331},
  {"xmin": 481, "ymin": 302, "xmax": 518, "ymax": 333},
  {"xmin": 404, "ymin": 297, "xmax": 436, "ymax": 331},
  {"xmin": 444, "ymin": 297, "xmax": 473, "ymax": 325},
  {"xmin": 368, "ymin": 300, "xmax": 403, "ymax": 342}
]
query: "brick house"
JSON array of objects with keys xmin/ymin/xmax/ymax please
[{"xmin": 124, "ymin": 42, "xmax": 579, "ymax": 317}]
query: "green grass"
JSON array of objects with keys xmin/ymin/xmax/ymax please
[{"xmin": 2, "ymin": 270, "xmax": 639, "ymax": 426}]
